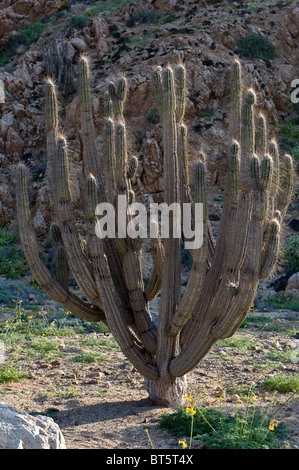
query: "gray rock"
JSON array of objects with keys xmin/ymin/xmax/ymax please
[{"xmin": 0, "ymin": 402, "xmax": 67, "ymax": 449}]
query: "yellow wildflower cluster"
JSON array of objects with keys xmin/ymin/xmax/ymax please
[{"xmin": 269, "ymin": 420, "xmax": 279, "ymax": 431}]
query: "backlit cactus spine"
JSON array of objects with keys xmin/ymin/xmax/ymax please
[{"xmin": 16, "ymin": 58, "xmax": 294, "ymax": 407}]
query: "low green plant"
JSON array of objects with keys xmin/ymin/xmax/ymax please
[
  {"xmin": 0, "ymin": 20, "xmax": 46, "ymax": 67},
  {"xmin": 217, "ymin": 334, "xmax": 254, "ymax": 349},
  {"xmin": 266, "ymin": 349, "xmax": 292, "ymax": 363},
  {"xmin": 261, "ymin": 374, "xmax": 299, "ymax": 393},
  {"xmin": 0, "ymin": 363, "xmax": 28, "ymax": 384},
  {"xmin": 85, "ymin": 0, "xmax": 132, "ymax": 17},
  {"xmin": 70, "ymin": 14, "xmax": 88, "ymax": 29},
  {"xmin": 265, "ymin": 292, "xmax": 299, "ymax": 312},
  {"xmin": 0, "ymin": 226, "xmax": 28, "ymax": 279},
  {"xmin": 280, "ymin": 234, "xmax": 299, "ymax": 276},
  {"xmin": 236, "ymin": 32, "xmax": 277, "ymax": 60},
  {"xmin": 278, "ymin": 111, "xmax": 299, "ymax": 162},
  {"xmin": 159, "ymin": 389, "xmax": 291, "ymax": 449},
  {"xmin": 73, "ymin": 352, "xmax": 106, "ymax": 363}
]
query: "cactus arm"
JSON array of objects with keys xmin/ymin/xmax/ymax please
[
  {"xmin": 255, "ymin": 114, "xmax": 267, "ymax": 156},
  {"xmin": 78, "ymin": 57, "xmax": 103, "ymax": 179},
  {"xmin": 16, "ymin": 164, "xmax": 106, "ymax": 323},
  {"xmin": 55, "ymin": 137, "xmax": 103, "ymax": 308},
  {"xmin": 170, "ymin": 160, "xmax": 209, "ymax": 336},
  {"xmin": 110, "ymin": 85, "xmax": 158, "ymax": 355},
  {"xmin": 153, "ymin": 66, "xmax": 182, "ymax": 380},
  {"xmin": 145, "ymin": 221, "xmax": 165, "ymax": 301},
  {"xmin": 88, "ymin": 233, "xmax": 158, "ymax": 380},
  {"xmin": 275, "ymin": 154, "xmax": 294, "ymax": 218},
  {"xmin": 229, "ymin": 58, "xmax": 242, "ymax": 143}
]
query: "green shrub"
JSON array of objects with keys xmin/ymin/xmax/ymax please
[
  {"xmin": 236, "ymin": 33, "xmax": 277, "ymax": 60},
  {"xmin": 0, "ymin": 226, "xmax": 28, "ymax": 279},
  {"xmin": 261, "ymin": 374, "xmax": 299, "ymax": 393},
  {"xmin": 159, "ymin": 405, "xmax": 289, "ymax": 449},
  {"xmin": 130, "ymin": 9, "xmax": 165, "ymax": 25},
  {"xmin": 278, "ymin": 113, "xmax": 299, "ymax": 162},
  {"xmin": 281, "ymin": 235, "xmax": 299, "ymax": 277},
  {"xmin": 0, "ymin": 20, "xmax": 45, "ymax": 67},
  {"xmin": 70, "ymin": 14, "xmax": 88, "ymax": 29},
  {"xmin": 0, "ymin": 363, "xmax": 28, "ymax": 384}
]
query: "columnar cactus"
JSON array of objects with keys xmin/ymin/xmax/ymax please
[
  {"xmin": 44, "ymin": 40, "xmax": 76, "ymax": 96},
  {"xmin": 16, "ymin": 58, "xmax": 294, "ymax": 407}
]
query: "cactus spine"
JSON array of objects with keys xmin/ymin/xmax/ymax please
[{"xmin": 16, "ymin": 59, "xmax": 294, "ymax": 407}]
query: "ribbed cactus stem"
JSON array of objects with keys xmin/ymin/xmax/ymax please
[
  {"xmin": 79, "ymin": 57, "xmax": 92, "ymax": 110},
  {"xmin": 115, "ymin": 121, "xmax": 127, "ymax": 188},
  {"xmin": 104, "ymin": 118, "xmax": 116, "ymax": 200},
  {"xmin": 162, "ymin": 67, "xmax": 176, "ymax": 114},
  {"xmin": 256, "ymin": 114, "xmax": 267, "ymax": 156},
  {"xmin": 259, "ymin": 155, "xmax": 272, "ymax": 191},
  {"xmin": 241, "ymin": 89, "xmax": 256, "ymax": 158},
  {"xmin": 174, "ymin": 64, "xmax": 185, "ymax": 124},
  {"xmin": 127, "ymin": 156, "xmax": 138, "ymax": 180},
  {"xmin": 104, "ymin": 95, "xmax": 113, "ymax": 119},
  {"xmin": 108, "ymin": 81, "xmax": 117, "ymax": 100},
  {"xmin": 152, "ymin": 66, "xmax": 163, "ymax": 115},
  {"xmin": 85, "ymin": 174, "xmax": 98, "ymax": 220},
  {"xmin": 229, "ymin": 58, "xmax": 242, "ymax": 142},
  {"xmin": 108, "ymin": 77, "xmax": 127, "ymax": 115},
  {"xmin": 45, "ymin": 80, "xmax": 58, "ymax": 132},
  {"xmin": 178, "ymin": 124, "xmax": 189, "ymax": 187},
  {"xmin": 55, "ymin": 245, "xmax": 69, "ymax": 287},
  {"xmin": 115, "ymin": 237, "xmax": 128, "ymax": 255},
  {"xmin": 56, "ymin": 136, "xmax": 71, "ymax": 202},
  {"xmin": 250, "ymin": 155, "xmax": 260, "ymax": 185},
  {"xmin": 16, "ymin": 164, "xmax": 30, "ymax": 223},
  {"xmin": 194, "ymin": 161, "xmax": 208, "ymax": 223},
  {"xmin": 260, "ymin": 218, "xmax": 280, "ymax": 280},
  {"xmin": 276, "ymin": 154, "xmax": 294, "ymax": 217},
  {"xmin": 128, "ymin": 189, "xmax": 135, "ymax": 205},
  {"xmin": 51, "ymin": 223, "xmax": 63, "ymax": 245},
  {"xmin": 116, "ymin": 77, "xmax": 127, "ymax": 102},
  {"xmin": 228, "ymin": 141, "xmax": 240, "ymax": 199},
  {"xmin": 269, "ymin": 140, "xmax": 280, "ymax": 197},
  {"xmin": 79, "ymin": 56, "xmax": 102, "ymax": 179}
]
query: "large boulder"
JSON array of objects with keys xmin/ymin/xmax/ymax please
[
  {"xmin": 0, "ymin": 402, "xmax": 67, "ymax": 449},
  {"xmin": 286, "ymin": 272, "xmax": 299, "ymax": 291}
]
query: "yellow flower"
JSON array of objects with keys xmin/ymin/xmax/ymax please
[
  {"xmin": 269, "ymin": 420, "xmax": 278, "ymax": 431},
  {"xmin": 179, "ymin": 439, "xmax": 187, "ymax": 448},
  {"xmin": 276, "ymin": 318, "xmax": 281, "ymax": 322},
  {"xmin": 186, "ymin": 407, "xmax": 196, "ymax": 415},
  {"xmin": 28, "ymin": 316, "xmax": 32, "ymax": 319}
]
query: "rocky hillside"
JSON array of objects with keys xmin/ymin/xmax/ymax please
[{"xmin": 0, "ymin": 0, "xmax": 298, "ymax": 243}]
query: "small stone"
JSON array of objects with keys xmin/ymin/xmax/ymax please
[
  {"xmin": 231, "ymin": 394, "xmax": 241, "ymax": 402},
  {"xmin": 51, "ymin": 360, "xmax": 61, "ymax": 366},
  {"xmin": 40, "ymin": 363, "xmax": 52, "ymax": 369}
]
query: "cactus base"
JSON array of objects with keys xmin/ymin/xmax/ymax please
[{"xmin": 145, "ymin": 375, "xmax": 187, "ymax": 407}]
